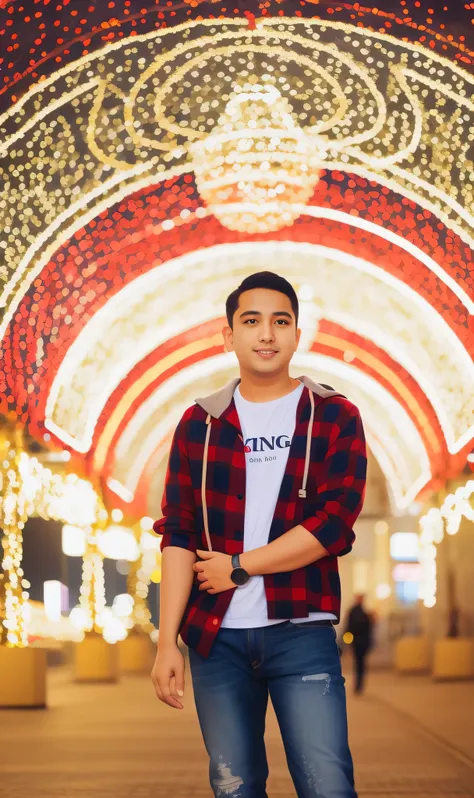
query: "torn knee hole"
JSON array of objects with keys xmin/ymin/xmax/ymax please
[
  {"xmin": 213, "ymin": 760, "xmax": 244, "ymax": 795},
  {"xmin": 302, "ymin": 672, "xmax": 331, "ymax": 694}
]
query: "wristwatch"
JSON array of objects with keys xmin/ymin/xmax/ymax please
[{"xmin": 230, "ymin": 554, "xmax": 250, "ymax": 587}]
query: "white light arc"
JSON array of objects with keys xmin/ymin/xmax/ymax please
[{"xmin": 44, "ymin": 241, "xmax": 474, "ymax": 456}]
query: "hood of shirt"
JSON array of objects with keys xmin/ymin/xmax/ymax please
[{"xmin": 195, "ymin": 375, "xmax": 342, "ymax": 419}]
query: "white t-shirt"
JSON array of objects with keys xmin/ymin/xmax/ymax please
[{"xmin": 221, "ymin": 381, "xmax": 336, "ymax": 629}]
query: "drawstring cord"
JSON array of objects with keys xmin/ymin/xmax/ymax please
[
  {"xmin": 298, "ymin": 389, "xmax": 314, "ymax": 499},
  {"xmin": 201, "ymin": 414, "xmax": 213, "ymax": 552}
]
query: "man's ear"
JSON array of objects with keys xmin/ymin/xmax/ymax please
[
  {"xmin": 222, "ymin": 325, "xmax": 234, "ymax": 352},
  {"xmin": 295, "ymin": 327, "xmax": 302, "ymax": 350}
]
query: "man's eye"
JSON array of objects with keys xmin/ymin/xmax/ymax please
[{"xmin": 244, "ymin": 319, "xmax": 289, "ymax": 325}]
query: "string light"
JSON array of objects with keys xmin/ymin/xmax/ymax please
[
  {"xmin": 126, "ymin": 550, "xmax": 154, "ymax": 633},
  {"xmin": 0, "ymin": 421, "xmax": 109, "ymax": 644},
  {"xmin": 76, "ymin": 496, "xmax": 109, "ymax": 634},
  {"xmin": 419, "ymin": 480, "xmax": 474, "ymax": 607},
  {"xmin": 0, "ymin": 427, "xmax": 157, "ymax": 641},
  {"xmin": 0, "ymin": 427, "xmax": 29, "ymax": 647}
]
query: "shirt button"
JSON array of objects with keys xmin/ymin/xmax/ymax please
[
  {"xmin": 212, "ymin": 618, "xmax": 219, "ymax": 626},
  {"xmin": 237, "ymin": 494, "xmax": 243, "ymax": 500}
]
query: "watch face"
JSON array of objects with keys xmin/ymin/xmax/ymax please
[{"xmin": 231, "ymin": 567, "xmax": 249, "ymax": 586}]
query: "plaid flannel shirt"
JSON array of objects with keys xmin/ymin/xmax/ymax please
[{"xmin": 153, "ymin": 376, "xmax": 367, "ymax": 658}]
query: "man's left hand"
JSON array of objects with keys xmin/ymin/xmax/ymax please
[{"xmin": 193, "ymin": 550, "xmax": 235, "ymax": 594}]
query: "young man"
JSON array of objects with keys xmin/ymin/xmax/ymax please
[{"xmin": 152, "ymin": 272, "xmax": 367, "ymax": 798}]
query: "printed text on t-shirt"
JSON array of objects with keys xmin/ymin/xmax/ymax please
[{"xmin": 243, "ymin": 435, "xmax": 292, "ymax": 453}]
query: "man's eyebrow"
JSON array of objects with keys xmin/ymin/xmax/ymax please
[{"xmin": 239, "ymin": 310, "xmax": 293, "ymax": 319}]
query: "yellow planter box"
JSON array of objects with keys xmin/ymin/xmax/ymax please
[
  {"xmin": 75, "ymin": 632, "xmax": 119, "ymax": 682},
  {"xmin": 119, "ymin": 632, "xmax": 154, "ymax": 674},
  {"xmin": 394, "ymin": 636, "xmax": 430, "ymax": 674},
  {"xmin": 433, "ymin": 638, "xmax": 474, "ymax": 681},
  {"xmin": 0, "ymin": 646, "xmax": 47, "ymax": 708}
]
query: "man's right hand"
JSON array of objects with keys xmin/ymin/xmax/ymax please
[{"xmin": 151, "ymin": 643, "xmax": 185, "ymax": 710}]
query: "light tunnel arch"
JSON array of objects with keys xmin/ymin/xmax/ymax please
[
  {"xmin": 93, "ymin": 315, "xmax": 448, "ymax": 490},
  {"xmin": 108, "ymin": 350, "xmax": 431, "ymax": 514},
  {"xmin": 44, "ymin": 240, "xmax": 474, "ymax": 457}
]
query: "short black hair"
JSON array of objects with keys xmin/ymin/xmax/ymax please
[{"xmin": 225, "ymin": 271, "xmax": 299, "ymax": 329}]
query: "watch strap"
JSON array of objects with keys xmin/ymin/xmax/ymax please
[{"xmin": 231, "ymin": 554, "xmax": 240, "ymax": 570}]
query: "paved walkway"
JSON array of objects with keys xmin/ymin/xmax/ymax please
[
  {"xmin": 1, "ymin": 664, "xmax": 474, "ymax": 797},
  {"xmin": 365, "ymin": 668, "xmax": 474, "ymax": 768}
]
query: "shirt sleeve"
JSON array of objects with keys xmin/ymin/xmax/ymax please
[
  {"xmin": 152, "ymin": 407, "xmax": 197, "ymax": 554},
  {"xmin": 300, "ymin": 398, "xmax": 367, "ymax": 557}
]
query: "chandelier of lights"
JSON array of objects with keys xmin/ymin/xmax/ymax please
[{"xmin": 190, "ymin": 82, "xmax": 325, "ymax": 233}]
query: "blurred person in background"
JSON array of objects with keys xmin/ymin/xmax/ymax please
[{"xmin": 345, "ymin": 594, "xmax": 374, "ymax": 695}]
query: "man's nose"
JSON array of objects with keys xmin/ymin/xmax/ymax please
[{"xmin": 259, "ymin": 325, "xmax": 275, "ymax": 342}]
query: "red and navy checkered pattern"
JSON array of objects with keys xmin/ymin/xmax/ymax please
[{"xmin": 154, "ymin": 386, "xmax": 367, "ymax": 658}]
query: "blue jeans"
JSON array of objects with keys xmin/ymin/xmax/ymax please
[{"xmin": 189, "ymin": 621, "xmax": 357, "ymax": 798}]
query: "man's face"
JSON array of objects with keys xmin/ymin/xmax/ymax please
[{"xmin": 223, "ymin": 288, "xmax": 301, "ymax": 376}]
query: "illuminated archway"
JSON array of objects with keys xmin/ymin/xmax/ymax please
[
  {"xmin": 110, "ymin": 350, "xmax": 431, "ymax": 513},
  {"xmin": 0, "ymin": 1, "xmax": 472, "ymax": 522},
  {"xmin": 43, "ymin": 242, "xmax": 472, "ymax": 457},
  {"xmin": 1, "ymin": 15, "xmax": 474, "ymax": 339}
]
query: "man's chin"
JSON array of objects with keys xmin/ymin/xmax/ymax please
[{"xmin": 246, "ymin": 359, "xmax": 286, "ymax": 376}]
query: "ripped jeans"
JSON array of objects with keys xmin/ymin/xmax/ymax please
[{"xmin": 189, "ymin": 620, "xmax": 357, "ymax": 798}]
